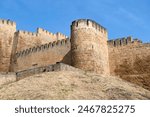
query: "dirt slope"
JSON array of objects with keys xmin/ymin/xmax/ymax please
[{"xmin": 0, "ymin": 70, "xmax": 150, "ymax": 100}]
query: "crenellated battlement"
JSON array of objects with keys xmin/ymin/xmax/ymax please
[
  {"xmin": 71, "ymin": 19, "xmax": 109, "ymax": 75},
  {"xmin": 107, "ymin": 36, "xmax": 143, "ymax": 47},
  {"xmin": 17, "ymin": 30, "xmax": 39, "ymax": 37},
  {"xmin": 37, "ymin": 28, "xmax": 68, "ymax": 40},
  {"xmin": 0, "ymin": 19, "xmax": 16, "ymax": 27},
  {"xmin": 108, "ymin": 36, "xmax": 132, "ymax": 47},
  {"xmin": 56, "ymin": 32, "xmax": 68, "ymax": 40},
  {"xmin": 0, "ymin": 19, "xmax": 17, "ymax": 72},
  {"xmin": 37, "ymin": 28, "xmax": 55, "ymax": 36},
  {"xmin": 16, "ymin": 38, "xmax": 70, "ymax": 58},
  {"xmin": 0, "ymin": 18, "xmax": 149, "ymax": 77},
  {"xmin": 71, "ymin": 19, "xmax": 107, "ymax": 34}
]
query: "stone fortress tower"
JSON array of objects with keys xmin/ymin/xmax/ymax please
[
  {"xmin": 0, "ymin": 18, "xmax": 149, "ymax": 82},
  {"xmin": 71, "ymin": 19, "xmax": 110, "ymax": 75},
  {"xmin": 0, "ymin": 19, "xmax": 16, "ymax": 72}
]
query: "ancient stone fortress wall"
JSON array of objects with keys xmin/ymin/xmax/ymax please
[
  {"xmin": 16, "ymin": 30, "xmax": 43, "ymax": 52},
  {"xmin": 0, "ymin": 18, "xmax": 68, "ymax": 72},
  {"xmin": 0, "ymin": 19, "xmax": 16, "ymax": 72},
  {"xmin": 13, "ymin": 38, "xmax": 71, "ymax": 72},
  {"xmin": 16, "ymin": 63, "xmax": 81, "ymax": 79},
  {"xmin": 0, "ymin": 63, "xmax": 80, "ymax": 86},
  {"xmin": 0, "ymin": 18, "xmax": 150, "ymax": 83},
  {"xmin": 16, "ymin": 28, "xmax": 68, "ymax": 52},
  {"xmin": 71, "ymin": 19, "xmax": 110, "ymax": 75},
  {"xmin": 108, "ymin": 36, "xmax": 150, "ymax": 76}
]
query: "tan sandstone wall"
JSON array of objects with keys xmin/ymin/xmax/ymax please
[
  {"xmin": 0, "ymin": 19, "xmax": 16, "ymax": 72},
  {"xmin": 13, "ymin": 39, "xmax": 71, "ymax": 71},
  {"xmin": 108, "ymin": 37, "xmax": 150, "ymax": 75},
  {"xmin": 9, "ymin": 27, "xmax": 68, "ymax": 72},
  {"xmin": 16, "ymin": 31, "xmax": 45, "ymax": 52},
  {"xmin": 16, "ymin": 63, "xmax": 81, "ymax": 79},
  {"xmin": 37, "ymin": 28, "xmax": 68, "ymax": 41},
  {"xmin": 71, "ymin": 19, "xmax": 110, "ymax": 75},
  {"xmin": 9, "ymin": 30, "xmax": 49, "ymax": 71},
  {"xmin": 16, "ymin": 28, "xmax": 68, "ymax": 52},
  {"xmin": 108, "ymin": 37, "xmax": 150, "ymax": 90}
]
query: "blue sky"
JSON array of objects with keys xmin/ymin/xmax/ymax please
[{"xmin": 0, "ymin": 0, "xmax": 149, "ymax": 42}]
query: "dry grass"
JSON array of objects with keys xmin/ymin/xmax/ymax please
[{"xmin": 0, "ymin": 70, "xmax": 150, "ymax": 100}]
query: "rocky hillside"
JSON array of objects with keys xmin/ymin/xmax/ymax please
[{"xmin": 0, "ymin": 70, "xmax": 150, "ymax": 100}]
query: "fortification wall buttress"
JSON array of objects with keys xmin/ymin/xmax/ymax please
[
  {"xmin": 71, "ymin": 19, "xmax": 110, "ymax": 75},
  {"xmin": 13, "ymin": 39, "xmax": 71, "ymax": 71},
  {"xmin": 0, "ymin": 19, "xmax": 16, "ymax": 72}
]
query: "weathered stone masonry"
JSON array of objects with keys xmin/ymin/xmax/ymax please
[
  {"xmin": 0, "ymin": 20, "xmax": 16, "ymax": 72},
  {"xmin": 71, "ymin": 19, "xmax": 109, "ymax": 75},
  {"xmin": 0, "ymin": 18, "xmax": 150, "ymax": 78},
  {"xmin": 13, "ymin": 38, "xmax": 71, "ymax": 71},
  {"xmin": 108, "ymin": 37, "xmax": 150, "ymax": 76}
]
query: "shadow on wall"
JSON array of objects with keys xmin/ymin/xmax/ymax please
[
  {"xmin": 115, "ymin": 55, "xmax": 150, "ymax": 91},
  {"xmin": 61, "ymin": 50, "xmax": 71, "ymax": 65}
]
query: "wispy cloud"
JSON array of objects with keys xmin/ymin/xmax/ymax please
[{"xmin": 117, "ymin": 8, "xmax": 145, "ymax": 28}]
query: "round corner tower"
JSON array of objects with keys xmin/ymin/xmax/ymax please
[{"xmin": 71, "ymin": 19, "xmax": 109, "ymax": 75}]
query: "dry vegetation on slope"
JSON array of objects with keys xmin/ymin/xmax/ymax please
[{"xmin": 0, "ymin": 70, "xmax": 150, "ymax": 100}]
